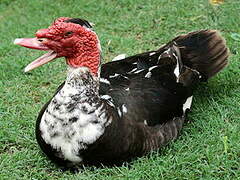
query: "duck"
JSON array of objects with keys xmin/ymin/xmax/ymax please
[{"xmin": 14, "ymin": 17, "xmax": 229, "ymax": 168}]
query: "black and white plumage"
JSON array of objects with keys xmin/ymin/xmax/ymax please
[{"xmin": 15, "ymin": 18, "xmax": 229, "ymax": 168}]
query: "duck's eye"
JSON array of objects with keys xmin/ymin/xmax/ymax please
[{"xmin": 64, "ymin": 31, "xmax": 73, "ymax": 37}]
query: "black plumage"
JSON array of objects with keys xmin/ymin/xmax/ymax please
[{"xmin": 15, "ymin": 18, "xmax": 229, "ymax": 168}]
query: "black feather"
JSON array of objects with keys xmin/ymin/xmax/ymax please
[{"xmin": 65, "ymin": 18, "xmax": 92, "ymax": 28}]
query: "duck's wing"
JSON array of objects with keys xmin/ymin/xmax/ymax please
[
  {"xmin": 104, "ymin": 73, "xmax": 191, "ymax": 126},
  {"xmin": 100, "ymin": 47, "xmax": 168, "ymax": 79},
  {"xmin": 99, "ymin": 43, "xmax": 179, "ymax": 95},
  {"xmin": 99, "ymin": 46, "xmax": 192, "ymax": 126}
]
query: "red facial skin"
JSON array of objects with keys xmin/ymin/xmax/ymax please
[{"xmin": 36, "ymin": 17, "xmax": 100, "ymax": 76}]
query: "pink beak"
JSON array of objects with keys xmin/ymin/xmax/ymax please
[
  {"xmin": 14, "ymin": 38, "xmax": 50, "ymax": 50},
  {"xmin": 14, "ymin": 38, "xmax": 58, "ymax": 72}
]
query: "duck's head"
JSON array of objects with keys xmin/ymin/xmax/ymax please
[{"xmin": 14, "ymin": 17, "xmax": 101, "ymax": 76}]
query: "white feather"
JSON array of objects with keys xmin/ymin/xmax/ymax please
[
  {"xmin": 117, "ymin": 107, "xmax": 122, "ymax": 117},
  {"xmin": 100, "ymin": 78, "xmax": 110, "ymax": 85},
  {"xmin": 183, "ymin": 96, "xmax": 193, "ymax": 113},
  {"xmin": 109, "ymin": 73, "xmax": 120, "ymax": 78},
  {"xmin": 149, "ymin": 52, "xmax": 156, "ymax": 56},
  {"xmin": 128, "ymin": 68, "xmax": 138, "ymax": 73},
  {"xmin": 173, "ymin": 56, "xmax": 180, "ymax": 82},
  {"xmin": 134, "ymin": 69, "xmax": 144, "ymax": 74},
  {"xmin": 148, "ymin": 66, "xmax": 158, "ymax": 71},
  {"xmin": 122, "ymin": 104, "xmax": 127, "ymax": 113},
  {"xmin": 145, "ymin": 72, "xmax": 152, "ymax": 78},
  {"xmin": 112, "ymin": 54, "xmax": 127, "ymax": 61}
]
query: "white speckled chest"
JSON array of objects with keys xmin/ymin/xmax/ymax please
[{"xmin": 39, "ymin": 68, "xmax": 112, "ymax": 163}]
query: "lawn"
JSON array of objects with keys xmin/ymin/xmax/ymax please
[{"xmin": 0, "ymin": 0, "xmax": 239, "ymax": 179}]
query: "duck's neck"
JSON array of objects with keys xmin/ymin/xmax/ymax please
[
  {"xmin": 66, "ymin": 32, "xmax": 101, "ymax": 77},
  {"xmin": 66, "ymin": 67, "xmax": 100, "ymax": 96}
]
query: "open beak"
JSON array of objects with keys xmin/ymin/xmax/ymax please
[{"xmin": 14, "ymin": 38, "xmax": 58, "ymax": 72}]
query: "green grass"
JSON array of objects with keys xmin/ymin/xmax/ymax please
[{"xmin": 0, "ymin": 0, "xmax": 239, "ymax": 179}]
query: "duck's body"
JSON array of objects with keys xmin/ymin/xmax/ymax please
[
  {"xmin": 15, "ymin": 18, "xmax": 229, "ymax": 168},
  {"xmin": 36, "ymin": 47, "xmax": 191, "ymax": 167}
]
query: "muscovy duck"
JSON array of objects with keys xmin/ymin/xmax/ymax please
[{"xmin": 14, "ymin": 17, "xmax": 229, "ymax": 167}]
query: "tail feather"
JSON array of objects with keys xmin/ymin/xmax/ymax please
[{"xmin": 173, "ymin": 30, "xmax": 229, "ymax": 80}]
